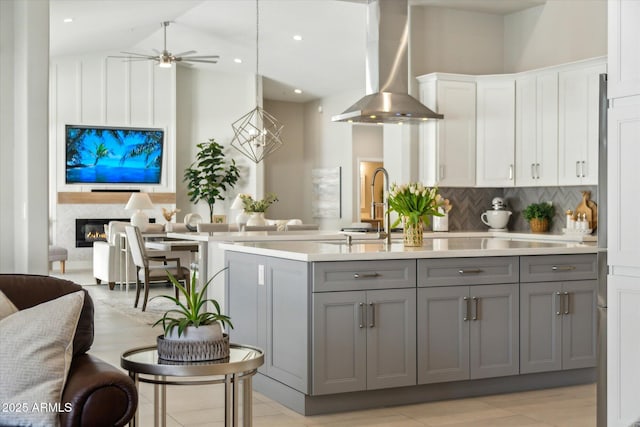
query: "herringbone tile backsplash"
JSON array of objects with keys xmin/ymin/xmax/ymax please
[{"xmin": 437, "ymin": 186, "xmax": 598, "ymax": 234}]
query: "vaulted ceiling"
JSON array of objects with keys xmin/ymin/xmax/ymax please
[{"xmin": 50, "ymin": 0, "xmax": 545, "ymax": 103}]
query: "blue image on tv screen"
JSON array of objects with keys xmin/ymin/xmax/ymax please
[{"xmin": 65, "ymin": 125, "xmax": 164, "ymax": 184}]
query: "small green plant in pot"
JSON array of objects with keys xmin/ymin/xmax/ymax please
[
  {"xmin": 152, "ymin": 269, "xmax": 233, "ymax": 343},
  {"xmin": 523, "ymin": 202, "xmax": 555, "ymax": 233}
]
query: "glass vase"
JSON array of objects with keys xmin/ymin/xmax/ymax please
[{"xmin": 403, "ymin": 218, "xmax": 424, "ymax": 247}]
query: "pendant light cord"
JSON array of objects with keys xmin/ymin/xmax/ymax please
[{"xmin": 255, "ymin": 0, "xmax": 260, "ymax": 106}]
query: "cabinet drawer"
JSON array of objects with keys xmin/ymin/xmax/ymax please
[
  {"xmin": 418, "ymin": 257, "xmax": 518, "ymax": 287},
  {"xmin": 312, "ymin": 260, "xmax": 416, "ymax": 292},
  {"xmin": 520, "ymin": 254, "xmax": 597, "ymax": 282}
]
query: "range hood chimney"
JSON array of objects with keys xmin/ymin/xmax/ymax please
[{"xmin": 332, "ymin": 0, "xmax": 443, "ymax": 124}]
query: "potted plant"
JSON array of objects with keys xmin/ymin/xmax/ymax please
[
  {"xmin": 152, "ymin": 269, "xmax": 233, "ymax": 361},
  {"xmin": 184, "ymin": 139, "xmax": 240, "ymax": 223},
  {"xmin": 388, "ymin": 182, "xmax": 442, "ymax": 247},
  {"xmin": 523, "ymin": 202, "xmax": 555, "ymax": 233},
  {"xmin": 239, "ymin": 193, "xmax": 279, "ymax": 226}
]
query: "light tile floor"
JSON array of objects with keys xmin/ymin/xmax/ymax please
[{"xmin": 52, "ymin": 266, "xmax": 597, "ymax": 427}]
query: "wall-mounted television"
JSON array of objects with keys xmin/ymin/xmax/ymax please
[{"xmin": 65, "ymin": 125, "xmax": 164, "ymax": 185}]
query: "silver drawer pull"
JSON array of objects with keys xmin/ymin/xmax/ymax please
[
  {"xmin": 552, "ymin": 265, "xmax": 576, "ymax": 271},
  {"xmin": 368, "ymin": 302, "xmax": 375, "ymax": 328},
  {"xmin": 358, "ymin": 303, "xmax": 365, "ymax": 328},
  {"xmin": 472, "ymin": 297, "xmax": 479, "ymax": 321},
  {"xmin": 353, "ymin": 272, "xmax": 380, "ymax": 279},
  {"xmin": 458, "ymin": 269, "xmax": 483, "ymax": 275},
  {"xmin": 463, "ymin": 297, "xmax": 470, "ymax": 321},
  {"xmin": 555, "ymin": 292, "xmax": 562, "ymax": 315}
]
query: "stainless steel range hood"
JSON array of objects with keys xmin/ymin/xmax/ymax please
[{"xmin": 332, "ymin": 0, "xmax": 443, "ymax": 124}]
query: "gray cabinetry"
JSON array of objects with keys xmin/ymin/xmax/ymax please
[
  {"xmin": 418, "ymin": 257, "xmax": 518, "ymax": 287},
  {"xmin": 226, "ymin": 252, "xmax": 310, "ymax": 393},
  {"xmin": 520, "ymin": 255, "xmax": 597, "ymax": 374},
  {"xmin": 418, "ymin": 283, "xmax": 519, "ymax": 384},
  {"xmin": 312, "ymin": 260, "xmax": 417, "ymax": 396}
]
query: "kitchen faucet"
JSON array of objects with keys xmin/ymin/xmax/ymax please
[{"xmin": 370, "ymin": 167, "xmax": 392, "ymax": 245}]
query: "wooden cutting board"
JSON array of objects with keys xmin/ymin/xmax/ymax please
[{"xmin": 575, "ymin": 190, "xmax": 597, "ymax": 231}]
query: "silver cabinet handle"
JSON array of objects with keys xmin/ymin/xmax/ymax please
[
  {"xmin": 368, "ymin": 302, "xmax": 375, "ymax": 328},
  {"xmin": 576, "ymin": 161, "xmax": 580, "ymax": 178},
  {"xmin": 458, "ymin": 269, "xmax": 483, "ymax": 275},
  {"xmin": 358, "ymin": 303, "xmax": 365, "ymax": 328},
  {"xmin": 353, "ymin": 272, "xmax": 380, "ymax": 279},
  {"xmin": 552, "ymin": 265, "xmax": 576, "ymax": 271},
  {"xmin": 563, "ymin": 292, "xmax": 570, "ymax": 315},
  {"xmin": 531, "ymin": 163, "xmax": 536, "ymax": 180},
  {"xmin": 536, "ymin": 163, "xmax": 541, "ymax": 179},
  {"xmin": 581, "ymin": 161, "xmax": 586, "ymax": 178},
  {"xmin": 509, "ymin": 164, "xmax": 514, "ymax": 180},
  {"xmin": 463, "ymin": 296, "xmax": 470, "ymax": 321},
  {"xmin": 472, "ymin": 297, "xmax": 479, "ymax": 321},
  {"xmin": 555, "ymin": 292, "xmax": 562, "ymax": 315}
]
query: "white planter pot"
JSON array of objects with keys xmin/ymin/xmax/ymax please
[
  {"xmin": 246, "ymin": 212, "xmax": 266, "ymax": 226},
  {"xmin": 165, "ymin": 322, "xmax": 223, "ymax": 342}
]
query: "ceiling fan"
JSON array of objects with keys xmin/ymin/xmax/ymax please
[{"xmin": 111, "ymin": 21, "xmax": 219, "ymax": 68}]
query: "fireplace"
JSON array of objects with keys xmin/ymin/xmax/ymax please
[{"xmin": 75, "ymin": 218, "xmax": 128, "ymax": 248}]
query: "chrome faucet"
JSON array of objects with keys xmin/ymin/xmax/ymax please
[{"xmin": 371, "ymin": 167, "xmax": 391, "ymax": 245}]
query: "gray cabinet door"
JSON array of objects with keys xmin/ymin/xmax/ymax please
[
  {"xmin": 312, "ymin": 291, "xmax": 366, "ymax": 395},
  {"xmin": 562, "ymin": 280, "xmax": 597, "ymax": 369},
  {"xmin": 226, "ymin": 252, "xmax": 266, "ymax": 354},
  {"xmin": 266, "ymin": 258, "xmax": 310, "ymax": 393},
  {"xmin": 417, "ymin": 286, "xmax": 470, "ymax": 384},
  {"xmin": 366, "ymin": 288, "xmax": 417, "ymax": 390},
  {"xmin": 470, "ymin": 283, "xmax": 519, "ymax": 379},
  {"xmin": 520, "ymin": 282, "xmax": 562, "ymax": 374}
]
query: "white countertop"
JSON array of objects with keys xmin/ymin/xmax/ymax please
[
  {"xmin": 218, "ymin": 237, "xmax": 601, "ymax": 262},
  {"xmin": 167, "ymin": 229, "xmax": 597, "ymax": 244}
]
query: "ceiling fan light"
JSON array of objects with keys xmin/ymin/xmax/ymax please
[{"xmin": 158, "ymin": 57, "xmax": 173, "ymax": 68}]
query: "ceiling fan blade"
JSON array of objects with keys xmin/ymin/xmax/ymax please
[
  {"xmin": 181, "ymin": 59, "xmax": 219, "ymax": 64},
  {"xmin": 119, "ymin": 51, "xmax": 157, "ymax": 59},
  {"xmin": 152, "ymin": 48, "xmax": 162, "ymax": 55},
  {"xmin": 180, "ymin": 55, "xmax": 220, "ymax": 59},
  {"xmin": 173, "ymin": 50, "xmax": 197, "ymax": 57}
]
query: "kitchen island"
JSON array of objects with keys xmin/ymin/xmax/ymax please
[{"xmin": 221, "ymin": 237, "xmax": 601, "ymax": 415}]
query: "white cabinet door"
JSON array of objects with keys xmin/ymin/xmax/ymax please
[
  {"xmin": 516, "ymin": 72, "xmax": 558, "ymax": 187},
  {"xmin": 419, "ymin": 76, "xmax": 476, "ymax": 187},
  {"xmin": 608, "ymin": 104, "xmax": 640, "ymax": 267},
  {"xmin": 476, "ymin": 77, "xmax": 515, "ymax": 187},
  {"xmin": 608, "ymin": 274, "xmax": 640, "ymax": 427},
  {"xmin": 558, "ymin": 61, "xmax": 605, "ymax": 185},
  {"xmin": 608, "ymin": 0, "xmax": 640, "ymax": 99}
]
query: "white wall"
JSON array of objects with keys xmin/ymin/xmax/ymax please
[
  {"xmin": 410, "ymin": 6, "xmax": 505, "ymax": 77},
  {"xmin": 352, "ymin": 125, "xmax": 383, "ymax": 222},
  {"xmin": 176, "ymin": 67, "xmax": 257, "ymax": 223},
  {"xmin": 303, "ymin": 92, "xmax": 362, "ymax": 229},
  {"xmin": 263, "ymin": 99, "xmax": 305, "ymax": 221},
  {"xmin": 0, "ymin": 0, "xmax": 49, "ymax": 274},
  {"xmin": 504, "ymin": 0, "xmax": 607, "ymax": 73}
]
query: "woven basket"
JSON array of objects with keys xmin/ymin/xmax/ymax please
[
  {"xmin": 157, "ymin": 333, "xmax": 230, "ymax": 362},
  {"xmin": 529, "ymin": 218, "xmax": 549, "ymax": 233}
]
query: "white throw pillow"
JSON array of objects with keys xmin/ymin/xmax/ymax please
[
  {"xmin": 0, "ymin": 291, "xmax": 85, "ymax": 427},
  {"xmin": 0, "ymin": 290, "xmax": 18, "ymax": 320}
]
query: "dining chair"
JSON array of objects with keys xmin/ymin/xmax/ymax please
[
  {"xmin": 125, "ymin": 226, "xmax": 190, "ymax": 311},
  {"xmin": 196, "ymin": 223, "xmax": 230, "ymax": 233},
  {"xmin": 285, "ymin": 224, "xmax": 320, "ymax": 231},
  {"xmin": 244, "ymin": 225, "xmax": 278, "ymax": 231}
]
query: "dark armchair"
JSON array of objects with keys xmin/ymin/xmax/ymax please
[{"xmin": 0, "ymin": 274, "xmax": 137, "ymax": 427}]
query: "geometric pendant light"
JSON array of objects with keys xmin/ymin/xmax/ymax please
[{"xmin": 231, "ymin": 0, "xmax": 284, "ymax": 163}]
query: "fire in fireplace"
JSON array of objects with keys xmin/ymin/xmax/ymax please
[{"xmin": 75, "ymin": 218, "xmax": 128, "ymax": 248}]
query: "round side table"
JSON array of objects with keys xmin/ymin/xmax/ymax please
[{"xmin": 121, "ymin": 343, "xmax": 264, "ymax": 427}]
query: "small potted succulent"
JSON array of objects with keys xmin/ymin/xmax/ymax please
[
  {"xmin": 239, "ymin": 193, "xmax": 279, "ymax": 226},
  {"xmin": 152, "ymin": 269, "xmax": 233, "ymax": 361},
  {"xmin": 523, "ymin": 202, "xmax": 555, "ymax": 233}
]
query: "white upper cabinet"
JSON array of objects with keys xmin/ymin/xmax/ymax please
[
  {"xmin": 418, "ymin": 74, "xmax": 476, "ymax": 187},
  {"xmin": 515, "ymin": 71, "xmax": 559, "ymax": 187},
  {"xmin": 558, "ymin": 59, "xmax": 606, "ymax": 186},
  {"xmin": 609, "ymin": 0, "xmax": 640, "ymax": 99},
  {"xmin": 476, "ymin": 76, "xmax": 516, "ymax": 187}
]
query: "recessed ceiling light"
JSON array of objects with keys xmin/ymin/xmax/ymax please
[
  {"xmin": 294, "ymin": 89, "xmax": 302, "ymax": 94},
  {"xmin": 293, "ymin": 35, "xmax": 303, "ymax": 41},
  {"xmin": 63, "ymin": 17, "xmax": 73, "ymax": 23},
  {"xmin": 234, "ymin": 58, "xmax": 242, "ymax": 64}
]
